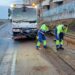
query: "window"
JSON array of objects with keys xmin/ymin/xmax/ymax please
[
  {"xmin": 56, "ymin": 1, "xmax": 63, "ymax": 6},
  {"xmin": 46, "ymin": 5, "xmax": 50, "ymax": 10},
  {"xmin": 22, "ymin": 5, "xmax": 26, "ymax": 12}
]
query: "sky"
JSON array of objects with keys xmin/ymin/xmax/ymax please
[
  {"xmin": 0, "ymin": 0, "xmax": 14, "ymax": 6},
  {"xmin": 0, "ymin": 0, "xmax": 23, "ymax": 6},
  {"xmin": 0, "ymin": 0, "xmax": 23, "ymax": 19}
]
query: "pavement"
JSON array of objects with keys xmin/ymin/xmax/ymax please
[
  {"xmin": 15, "ymin": 41, "xmax": 60, "ymax": 75},
  {"xmin": 15, "ymin": 36, "xmax": 75, "ymax": 75},
  {"xmin": 47, "ymin": 37, "xmax": 75, "ymax": 70}
]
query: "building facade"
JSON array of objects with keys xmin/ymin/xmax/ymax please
[
  {"xmin": 50, "ymin": 0, "xmax": 74, "ymax": 9},
  {"xmin": 41, "ymin": 0, "xmax": 75, "ymax": 22},
  {"xmin": 22, "ymin": 0, "xmax": 41, "ymax": 5}
]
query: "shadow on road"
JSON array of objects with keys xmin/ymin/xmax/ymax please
[{"xmin": 13, "ymin": 38, "xmax": 36, "ymax": 43}]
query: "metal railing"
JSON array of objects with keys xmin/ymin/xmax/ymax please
[{"xmin": 41, "ymin": 1, "xmax": 75, "ymax": 21}]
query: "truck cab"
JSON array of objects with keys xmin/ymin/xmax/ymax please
[{"xmin": 11, "ymin": 4, "xmax": 38, "ymax": 39}]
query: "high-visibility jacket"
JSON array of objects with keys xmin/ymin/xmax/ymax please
[
  {"xmin": 56, "ymin": 24, "xmax": 67, "ymax": 34},
  {"xmin": 37, "ymin": 24, "xmax": 49, "ymax": 39},
  {"xmin": 40, "ymin": 24, "xmax": 49, "ymax": 32}
]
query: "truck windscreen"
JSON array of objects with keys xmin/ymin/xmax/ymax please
[{"xmin": 12, "ymin": 7, "xmax": 37, "ymax": 21}]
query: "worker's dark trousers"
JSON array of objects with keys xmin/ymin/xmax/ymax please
[
  {"xmin": 55, "ymin": 32, "xmax": 64, "ymax": 48},
  {"xmin": 36, "ymin": 30, "xmax": 47, "ymax": 48}
]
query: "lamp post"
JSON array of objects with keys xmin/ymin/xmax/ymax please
[
  {"xmin": 9, "ymin": 3, "xmax": 16, "ymax": 22},
  {"xmin": 36, "ymin": 0, "xmax": 44, "ymax": 24}
]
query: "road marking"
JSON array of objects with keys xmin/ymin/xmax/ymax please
[
  {"xmin": 0, "ymin": 40, "xmax": 17, "ymax": 75},
  {"xmin": 0, "ymin": 23, "xmax": 7, "ymax": 29},
  {"xmin": 0, "ymin": 45, "xmax": 13, "ymax": 75},
  {"xmin": 11, "ymin": 50, "xmax": 17, "ymax": 75}
]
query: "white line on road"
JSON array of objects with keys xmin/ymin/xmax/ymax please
[
  {"xmin": 0, "ymin": 22, "xmax": 8, "ymax": 30},
  {"xmin": 0, "ymin": 44, "xmax": 13, "ymax": 75},
  {"xmin": 11, "ymin": 50, "xmax": 17, "ymax": 75}
]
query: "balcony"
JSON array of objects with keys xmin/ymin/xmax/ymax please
[
  {"xmin": 41, "ymin": 1, "xmax": 75, "ymax": 21},
  {"xmin": 53, "ymin": 0, "xmax": 63, "ymax": 3},
  {"xmin": 41, "ymin": 0, "xmax": 50, "ymax": 6}
]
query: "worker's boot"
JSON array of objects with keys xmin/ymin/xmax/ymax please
[
  {"xmin": 36, "ymin": 46, "xmax": 39, "ymax": 50},
  {"xmin": 59, "ymin": 45, "xmax": 64, "ymax": 50},
  {"xmin": 60, "ymin": 47, "xmax": 64, "ymax": 50},
  {"xmin": 56, "ymin": 48, "xmax": 60, "ymax": 51},
  {"xmin": 56, "ymin": 45, "xmax": 60, "ymax": 51},
  {"xmin": 44, "ymin": 45, "xmax": 47, "ymax": 49}
]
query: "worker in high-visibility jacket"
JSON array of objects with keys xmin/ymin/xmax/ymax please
[
  {"xmin": 36, "ymin": 23, "xmax": 49, "ymax": 49},
  {"xmin": 55, "ymin": 24, "xmax": 68, "ymax": 50}
]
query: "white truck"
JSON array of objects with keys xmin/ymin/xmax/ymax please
[{"xmin": 11, "ymin": 4, "xmax": 38, "ymax": 39}]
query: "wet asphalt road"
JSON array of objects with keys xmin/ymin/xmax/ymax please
[
  {"xmin": 0, "ymin": 23, "xmax": 59, "ymax": 75},
  {"xmin": 0, "ymin": 22, "xmax": 39, "ymax": 75},
  {"xmin": 0, "ymin": 23, "xmax": 75, "ymax": 75},
  {"xmin": 0, "ymin": 23, "xmax": 12, "ymax": 63},
  {"xmin": 0, "ymin": 23, "xmax": 16, "ymax": 75}
]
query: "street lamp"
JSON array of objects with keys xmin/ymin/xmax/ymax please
[
  {"xmin": 9, "ymin": 3, "xmax": 16, "ymax": 22},
  {"xmin": 32, "ymin": 3, "xmax": 37, "ymax": 8},
  {"xmin": 10, "ymin": 4, "xmax": 16, "ymax": 9},
  {"xmin": 37, "ymin": 0, "xmax": 43, "ymax": 23}
]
